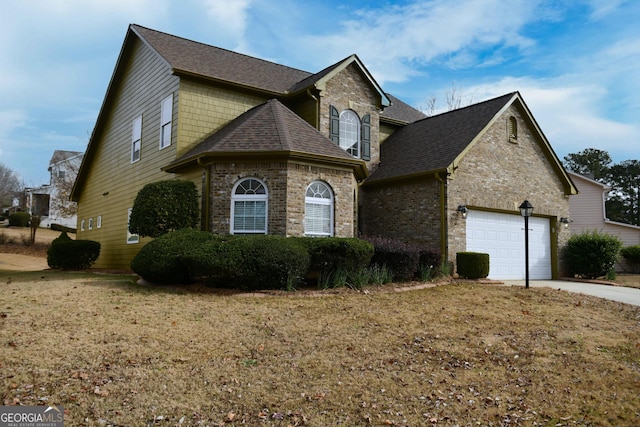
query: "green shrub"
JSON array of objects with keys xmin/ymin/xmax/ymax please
[
  {"xmin": 456, "ymin": 252, "xmax": 490, "ymax": 279},
  {"xmin": 565, "ymin": 230, "xmax": 622, "ymax": 279},
  {"xmin": 129, "ymin": 180, "xmax": 200, "ymax": 238},
  {"xmin": 9, "ymin": 212, "xmax": 30, "ymax": 227},
  {"xmin": 47, "ymin": 238, "xmax": 100, "ymax": 270},
  {"xmin": 223, "ymin": 236, "xmax": 310, "ymax": 291},
  {"xmin": 131, "ymin": 228, "xmax": 219, "ymax": 284},
  {"xmin": 620, "ymin": 245, "xmax": 640, "ymax": 273},
  {"xmin": 299, "ymin": 237, "xmax": 374, "ymax": 286},
  {"xmin": 363, "ymin": 236, "xmax": 422, "ymax": 281}
]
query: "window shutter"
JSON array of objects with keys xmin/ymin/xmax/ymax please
[
  {"xmin": 361, "ymin": 113, "xmax": 371, "ymax": 160},
  {"xmin": 329, "ymin": 105, "xmax": 340, "ymax": 144}
]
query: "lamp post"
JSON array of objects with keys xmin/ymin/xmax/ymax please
[{"xmin": 519, "ymin": 200, "xmax": 534, "ymax": 289}]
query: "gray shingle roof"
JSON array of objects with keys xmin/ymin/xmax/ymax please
[
  {"xmin": 381, "ymin": 94, "xmax": 427, "ymax": 124},
  {"xmin": 367, "ymin": 92, "xmax": 516, "ymax": 183},
  {"xmin": 132, "ymin": 25, "xmax": 312, "ymax": 94},
  {"xmin": 166, "ymin": 99, "xmax": 365, "ymax": 176}
]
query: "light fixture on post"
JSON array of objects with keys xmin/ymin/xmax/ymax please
[
  {"xmin": 519, "ymin": 200, "xmax": 534, "ymax": 289},
  {"xmin": 457, "ymin": 205, "xmax": 468, "ymax": 218},
  {"xmin": 560, "ymin": 217, "xmax": 570, "ymax": 228}
]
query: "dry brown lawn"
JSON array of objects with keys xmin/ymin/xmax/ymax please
[{"xmin": 1, "ymin": 270, "xmax": 640, "ymax": 426}]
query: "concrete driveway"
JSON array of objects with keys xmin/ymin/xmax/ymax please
[{"xmin": 502, "ymin": 280, "xmax": 640, "ymax": 307}]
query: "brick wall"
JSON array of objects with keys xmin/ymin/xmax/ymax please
[
  {"xmin": 319, "ymin": 63, "xmax": 382, "ymax": 168},
  {"xmin": 206, "ymin": 161, "xmax": 356, "ymax": 237},
  {"xmin": 360, "ymin": 104, "xmax": 572, "ymax": 276},
  {"xmin": 446, "ymin": 105, "xmax": 571, "ymax": 271},
  {"xmin": 360, "ymin": 177, "xmax": 441, "ymax": 246}
]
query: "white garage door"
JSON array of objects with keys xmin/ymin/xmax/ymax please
[{"xmin": 466, "ymin": 210, "xmax": 551, "ymax": 280}]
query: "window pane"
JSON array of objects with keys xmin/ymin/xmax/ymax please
[
  {"xmin": 234, "ymin": 200, "xmax": 266, "ymax": 232},
  {"xmin": 339, "ymin": 110, "xmax": 360, "ymax": 157}
]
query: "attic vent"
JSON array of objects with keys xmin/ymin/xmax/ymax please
[{"xmin": 508, "ymin": 116, "xmax": 518, "ymax": 142}]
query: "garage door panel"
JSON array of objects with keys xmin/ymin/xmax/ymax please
[{"xmin": 466, "ymin": 210, "xmax": 551, "ymax": 280}]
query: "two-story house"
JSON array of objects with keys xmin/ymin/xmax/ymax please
[
  {"xmin": 28, "ymin": 150, "xmax": 83, "ymax": 229},
  {"xmin": 71, "ymin": 24, "xmax": 577, "ymax": 279}
]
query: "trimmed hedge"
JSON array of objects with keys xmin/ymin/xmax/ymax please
[
  {"xmin": 620, "ymin": 245, "xmax": 640, "ymax": 273},
  {"xmin": 131, "ymin": 228, "xmax": 221, "ymax": 284},
  {"xmin": 9, "ymin": 212, "xmax": 30, "ymax": 227},
  {"xmin": 47, "ymin": 232, "xmax": 100, "ymax": 270},
  {"xmin": 565, "ymin": 230, "xmax": 622, "ymax": 279},
  {"xmin": 456, "ymin": 252, "xmax": 490, "ymax": 279}
]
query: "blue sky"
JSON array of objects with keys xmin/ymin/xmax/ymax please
[{"xmin": 1, "ymin": 0, "xmax": 639, "ymax": 186}]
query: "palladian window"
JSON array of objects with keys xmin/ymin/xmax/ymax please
[
  {"xmin": 304, "ymin": 181, "xmax": 334, "ymax": 237},
  {"xmin": 231, "ymin": 178, "xmax": 268, "ymax": 234}
]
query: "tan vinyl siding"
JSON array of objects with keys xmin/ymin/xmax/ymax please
[
  {"xmin": 569, "ymin": 174, "xmax": 609, "ymax": 230},
  {"xmin": 177, "ymin": 80, "xmax": 267, "ymax": 157},
  {"xmin": 76, "ymin": 38, "xmax": 187, "ymax": 269},
  {"xmin": 569, "ymin": 173, "xmax": 640, "ymax": 248}
]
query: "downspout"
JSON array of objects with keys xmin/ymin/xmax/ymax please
[
  {"xmin": 197, "ymin": 158, "xmax": 210, "ymax": 232},
  {"xmin": 306, "ymin": 88, "xmax": 319, "ymax": 129},
  {"xmin": 434, "ymin": 172, "xmax": 447, "ymax": 264}
]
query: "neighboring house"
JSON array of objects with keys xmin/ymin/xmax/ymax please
[
  {"xmin": 568, "ymin": 171, "xmax": 640, "ymax": 271},
  {"xmin": 27, "ymin": 150, "xmax": 83, "ymax": 229},
  {"xmin": 71, "ymin": 24, "xmax": 577, "ymax": 279}
]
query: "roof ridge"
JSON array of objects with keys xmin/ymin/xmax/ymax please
[
  {"xmin": 420, "ymin": 91, "xmax": 517, "ymax": 121},
  {"xmin": 131, "ymin": 23, "xmax": 312, "ymax": 77}
]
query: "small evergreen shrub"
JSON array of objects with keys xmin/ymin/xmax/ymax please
[
  {"xmin": 456, "ymin": 252, "xmax": 490, "ymax": 279},
  {"xmin": 620, "ymin": 245, "xmax": 640, "ymax": 273},
  {"xmin": 565, "ymin": 230, "xmax": 622, "ymax": 279},
  {"xmin": 363, "ymin": 236, "xmax": 421, "ymax": 281},
  {"xmin": 129, "ymin": 180, "xmax": 199, "ymax": 238},
  {"xmin": 47, "ymin": 235, "xmax": 100, "ymax": 270},
  {"xmin": 9, "ymin": 212, "xmax": 30, "ymax": 227},
  {"xmin": 131, "ymin": 228, "xmax": 219, "ymax": 284},
  {"xmin": 222, "ymin": 236, "xmax": 310, "ymax": 291}
]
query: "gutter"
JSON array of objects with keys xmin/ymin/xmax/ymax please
[
  {"xmin": 434, "ymin": 172, "xmax": 448, "ymax": 264},
  {"xmin": 197, "ymin": 158, "xmax": 211, "ymax": 232}
]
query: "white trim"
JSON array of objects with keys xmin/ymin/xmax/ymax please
[
  {"xmin": 160, "ymin": 94, "xmax": 173, "ymax": 149},
  {"xmin": 304, "ymin": 181, "xmax": 334, "ymax": 237},
  {"xmin": 127, "ymin": 208, "xmax": 139, "ymax": 244},
  {"xmin": 131, "ymin": 115, "xmax": 142, "ymax": 163}
]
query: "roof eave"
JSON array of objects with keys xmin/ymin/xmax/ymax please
[{"xmin": 163, "ymin": 151, "xmax": 368, "ymax": 180}]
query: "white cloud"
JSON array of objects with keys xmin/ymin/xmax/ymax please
[
  {"xmin": 459, "ymin": 77, "xmax": 640, "ymax": 162},
  {"xmin": 300, "ymin": 0, "xmax": 542, "ymax": 84},
  {"xmin": 200, "ymin": 0, "xmax": 252, "ymax": 50}
]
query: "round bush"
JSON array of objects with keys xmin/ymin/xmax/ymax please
[
  {"xmin": 130, "ymin": 228, "xmax": 219, "ymax": 284},
  {"xmin": 9, "ymin": 212, "xmax": 30, "ymax": 227},
  {"xmin": 47, "ymin": 238, "xmax": 101, "ymax": 270},
  {"xmin": 565, "ymin": 230, "xmax": 622, "ymax": 279},
  {"xmin": 456, "ymin": 252, "xmax": 490, "ymax": 279}
]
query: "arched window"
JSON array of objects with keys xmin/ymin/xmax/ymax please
[
  {"xmin": 304, "ymin": 181, "xmax": 334, "ymax": 237},
  {"xmin": 508, "ymin": 116, "xmax": 518, "ymax": 141},
  {"xmin": 231, "ymin": 178, "xmax": 268, "ymax": 234},
  {"xmin": 339, "ymin": 110, "xmax": 360, "ymax": 157}
]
